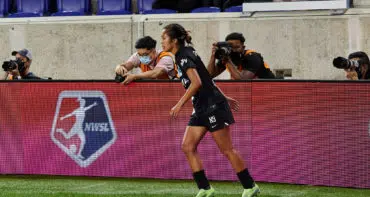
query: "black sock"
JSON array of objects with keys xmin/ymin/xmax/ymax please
[
  {"xmin": 193, "ymin": 170, "xmax": 211, "ymax": 190},
  {"xmin": 237, "ymin": 168, "xmax": 255, "ymax": 189}
]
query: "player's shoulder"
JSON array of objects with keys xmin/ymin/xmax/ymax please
[{"xmin": 177, "ymin": 46, "xmax": 198, "ymax": 58}]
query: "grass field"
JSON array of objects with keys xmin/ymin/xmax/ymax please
[{"xmin": 0, "ymin": 175, "xmax": 369, "ymax": 197}]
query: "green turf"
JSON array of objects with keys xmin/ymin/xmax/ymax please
[{"xmin": 0, "ymin": 175, "xmax": 368, "ymax": 197}]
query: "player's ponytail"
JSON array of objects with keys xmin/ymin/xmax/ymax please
[{"xmin": 163, "ymin": 23, "xmax": 192, "ymax": 46}]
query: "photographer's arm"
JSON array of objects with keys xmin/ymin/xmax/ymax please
[
  {"xmin": 136, "ymin": 67, "xmax": 166, "ymax": 79},
  {"xmin": 115, "ymin": 61, "xmax": 134, "ymax": 76},
  {"xmin": 115, "ymin": 53, "xmax": 141, "ymax": 76},
  {"xmin": 207, "ymin": 56, "xmax": 225, "ymax": 78},
  {"xmin": 207, "ymin": 44, "xmax": 225, "ymax": 78},
  {"xmin": 122, "ymin": 67, "xmax": 167, "ymax": 85},
  {"xmin": 225, "ymin": 58, "xmax": 255, "ymax": 80}
]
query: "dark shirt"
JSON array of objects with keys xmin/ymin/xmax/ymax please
[
  {"xmin": 175, "ymin": 46, "xmax": 226, "ymax": 115},
  {"xmin": 217, "ymin": 50, "xmax": 275, "ymax": 79},
  {"xmin": 22, "ymin": 72, "xmax": 41, "ymax": 80}
]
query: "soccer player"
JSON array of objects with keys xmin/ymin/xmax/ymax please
[{"xmin": 161, "ymin": 23, "xmax": 260, "ymax": 197}]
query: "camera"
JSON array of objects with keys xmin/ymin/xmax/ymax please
[
  {"xmin": 2, "ymin": 59, "xmax": 24, "ymax": 72},
  {"xmin": 215, "ymin": 42, "xmax": 232, "ymax": 59},
  {"xmin": 115, "ymin": 73, "xmax": 126, "ymax": 83},
  {"xmin": 333, "ymin": 57, "xmax": 364, "ymax": 69}
]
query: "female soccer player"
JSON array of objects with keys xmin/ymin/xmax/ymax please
[{"xmin": 161, "ymin": 23, "xmax": 260, "ymax": 197}]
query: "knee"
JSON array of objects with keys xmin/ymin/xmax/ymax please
[{"xmin": 181, "ymin": 142, "xmax": 197, "ymax": 154}]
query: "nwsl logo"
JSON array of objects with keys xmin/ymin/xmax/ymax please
[{"xmin": 51, "ymin": 91, "xmax": 117, "ymax": 167}]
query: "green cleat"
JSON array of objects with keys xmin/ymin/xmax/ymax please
[
  {"xmin": 195, "ymin": 187, "xmax": 215, "ymax": 197},
  {"xmin": 242, "ymin": 183, "xmax": 260, "ymax": 197}
]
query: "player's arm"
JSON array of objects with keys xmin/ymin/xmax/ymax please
[
  {"xmin": 215, "ymin": 85, "xmax": 239, "ymax": 111},
  {"xmin": 170, "ymin": 68, "xmax": 202, "ymax": 118}
]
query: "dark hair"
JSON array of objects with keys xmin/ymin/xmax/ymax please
[
  {"xmin": 225, "ymin": 32, "xmax": 245, "ymax": 43},
  {"xmin": 163, "ymin": 23, "xmax": 192, "ymax": 46},
  {"xmin": 135, "ymin": 36, "xmax": 157, "ymax": 50},
  {"xmin": 348, "ymin": 51, "xmax": 370, "ymax": 65}
]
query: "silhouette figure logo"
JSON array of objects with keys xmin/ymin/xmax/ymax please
[{"xmin": 51, "ymin": 91, "xmax": 117, "ymax": 167}]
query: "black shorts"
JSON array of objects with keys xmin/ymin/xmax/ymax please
[{"xmin": 188, "ymin": 102, "xmax": 235, "ymax": 132}]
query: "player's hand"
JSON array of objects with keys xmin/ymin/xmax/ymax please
[
  {"xmin": 121, "ymin": 73, "xmax": 136, "ymax": 85},
  {"xmin": 170, "ymin": 103, "xmax": 182, "ymax": 119},
  {"xmin": 226, "ymin": 97, "xmax": 239, "ymax": 111},
  {"xmin": 115, "ymin": 64, "xmax": 127, "ymax": 76}
]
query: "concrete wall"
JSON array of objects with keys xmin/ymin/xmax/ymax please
[
  {"xmin": 0, "ymin": 16, "xmax": 133, "ymax": 79},
  {"xmin": 1, "ymin": 10, "xmax": 370, "ymax": 80},
  {"xmin": 354, "ymin": 0, "xmax": 370, "ymax": 8}
]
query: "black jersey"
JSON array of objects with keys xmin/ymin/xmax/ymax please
[{"xmin": 175, "ymin": 46, "xmax": 226, "ymax": 115}]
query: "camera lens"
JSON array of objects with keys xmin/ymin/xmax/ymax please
[{"xmin": 115, "ymin": 74, "xmax": 125, "ymax": 83}]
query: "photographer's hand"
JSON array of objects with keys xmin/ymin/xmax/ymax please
[
  {"xmin": 211, "ymin": 43, "xmax": 218, "ymax": 57},
  {"xmin": 345, "ymin": 69, "xmax": 358, "ymax": 80},
  {"xmin": 115, "ymin": 64, "xmax": 128, "ymax": 76},
  {"xmin": 121, "ymin": 73, "xmax": 137, "ymax": 85},
  {"xmin": 207, "ymin": 43, "xmax": 224, "ymax": 78},
  {"xmin": 9, "ymin": 65, "xmax": 21, "ymax": 79}
]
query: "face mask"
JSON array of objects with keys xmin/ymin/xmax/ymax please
[{"xmin": 139, "ymin": 56, "xmax": 152, "ymax": 65}]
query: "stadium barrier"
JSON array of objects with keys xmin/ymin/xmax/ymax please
[{"xmin": 0, "ymin": 80, "xmax": 369, "ymax": 188}]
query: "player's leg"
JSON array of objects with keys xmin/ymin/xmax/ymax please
[
  {"xmin": 209, "ymin": 102, "xmax": 259, "ymax": 197},
  {"xmin": 182, "ymin": 125, "xmax": 214, "ymax": 197},
  {"xmin": 211, "ymin": 126, "xmax": 259, "ymax": 197}
]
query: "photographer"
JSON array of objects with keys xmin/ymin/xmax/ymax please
[
  {"xmin": 114, "ymin": 36, "xmax": 176, "ymax": 85},
  {"xmin": 2, "ymin": 49, "xmax": 40, "ymax": 80},
  {"xmin": 207, "ymin": 32, "xmax": 275, "ymax": 79},
  {"xmin": 333, "ymin": 51, "xmax": 370, "ymax": 80}
]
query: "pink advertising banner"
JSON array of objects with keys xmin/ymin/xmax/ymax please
[{"xmin": 0, "ymin": 81, "xmax": 368, "ymax": 188}]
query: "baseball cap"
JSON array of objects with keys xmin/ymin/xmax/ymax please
[{"xmin": 12, "ymin": 49, "xmax": 32, "ymax": 60}]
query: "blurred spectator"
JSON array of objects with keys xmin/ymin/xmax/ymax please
[
  {"xmin": 152, "ymin": 0, "xmax": 200, "ymax": 13},
  {"xmin": 2, "ymin": 49, "xmax": 40, "ymax": 80},
  {"xmin": 201, "ymin": 0, "xmax": 223, "ymax": 8}
]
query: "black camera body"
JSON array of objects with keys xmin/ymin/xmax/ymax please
[
  {"xmin": 333, "ymin": 57, "xmax": 364, "ymax": 70},
  {"xmin": 2, "ymin": 59, "xmax": 25, "ymax": 72},
  {"xmin": 215, "ymin": 42, "xmax": 232, "ymax": 59},
  {"xmin": 115, "ymin": 73, "xmax": 126, "ymax": 83}
]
